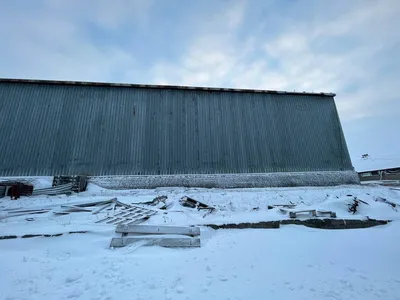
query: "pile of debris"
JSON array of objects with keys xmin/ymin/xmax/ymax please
[
  {"xmin": 1, "ymin": 197, "xmax": 158, "ymax": 225},
  {"xmin": 138, "ymin": 195, "xmax": 173, "ymax": 210},
  {"xmin": 0, "ymin": 182, "xmax": 34, "ymax": 199},
  {"xmin": 92, "ymin": 199, "xmax": 158, "ymax": 226},
  {"xmin": 268, "ymin": 203, "xmax": 337, "ymax": 219},
  {"xmin": 0, "ymin": 176, "xmax": 88, "ymax": 199},
  {"xmin": 179, "ymin": 196, "xmax": 216, "ymax": 217},
  {"xmin": 348, "ymin": 197, "xmax": 369, "ymax": 214},
  {"xmin": 52, "ymin": 176, "xmax": 87, "ymax": 193},
  {"xmin": 375, "ymin": 196, "xmax": 397, "ymax": 211}
]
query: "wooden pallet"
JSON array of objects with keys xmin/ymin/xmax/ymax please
[
  {"xmin": 111, "ymin": 224, "xmax": 201, "ymax": 248},
  {"xmin": 289, "ymin": 210, "xmax": 317, "ymax": 218},
  {"xmin": 110, "ymin": 236, "xmax": 201, "ymax": 248},
  {"xmin": 317, "ymin": 210, "xmax": 337, "ymax": 218},
  {"xmin": 95, "ymin": 205, "xmax": 157, "ymax": 225},
  {"xmin": 116, "ymin": 224, "xmax": 200, "ymax": 236},
  {"xmin": 288, "ymin": 210, "xmax": 336, "ymax": 218}
]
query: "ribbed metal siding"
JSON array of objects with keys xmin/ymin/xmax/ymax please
[{"xmin": 0, "ymin": 82, "xmax": 353, "ymax": 176}]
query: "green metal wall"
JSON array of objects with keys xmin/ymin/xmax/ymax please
[{"xmin": 0, "ymin": 80, "xmax": 353, "ymax": 176}]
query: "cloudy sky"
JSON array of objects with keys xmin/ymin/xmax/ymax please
[{"xmin": 0, "ymin": 0, "xmax": 399, "ymax": 168}]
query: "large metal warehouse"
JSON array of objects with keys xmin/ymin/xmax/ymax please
[{"xmin": 0, "ymin": 79, "xmax": 358, "ymax": 188}]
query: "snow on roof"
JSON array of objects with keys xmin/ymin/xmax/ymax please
[{"xmin": 353, "ymin": 153, "xmax": 400, "ymax": 172}]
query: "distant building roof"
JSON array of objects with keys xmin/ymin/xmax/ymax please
[{"xmin": 353, "ymin": 154, "xmax": 400, "ymax": 172}]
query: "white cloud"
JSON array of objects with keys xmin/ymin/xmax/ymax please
[
  {"xmin": 0, "ymin": 0, "xmax": 398, "ymax": 158},
  {"xmin": 151, "ymin": 1, "xmax": 252, "ymax": 86},
  {"xmin": 150, "ymin": 0, "xmax": 399, "ymax": 122}
]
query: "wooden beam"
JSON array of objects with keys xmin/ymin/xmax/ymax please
[
  {"xmin": 110, "ymin": 236, "xmax": 201, "ymax": 248},
  {"xmin": 115, "ymin": 224, "xmax": 200, "ymax": 236}
]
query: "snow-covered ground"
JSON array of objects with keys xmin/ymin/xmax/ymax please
[{"xmin": 1, "ymin": 180, "xmax": 400, "ymax": 299}]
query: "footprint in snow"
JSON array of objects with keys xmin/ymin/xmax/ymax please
[
  {"xmin": 359, "ymin": 274, "xmax": 368, "ymax": 280},
  {"xmin": 176, "ymin": 285, "xmax": 184, "ymax": 294},
  {"xmin": 65, "ymin": 274, "xmax": 83, "ymax": 284}
]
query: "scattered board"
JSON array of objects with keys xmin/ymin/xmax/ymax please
[
  {"xmin": 116, "ymin": 224, "xmax": 200, "ymax": 237},
  {"xmin": 289, "ymin": 210, "xmax": 317, "ymax": 218},
  {"xmin": 111, "ymin": 224, "xmax": 201, "ymax": 248},
  {"xmin": 110, "ymin": 236, "xmax": 201, "ymax": 248}
]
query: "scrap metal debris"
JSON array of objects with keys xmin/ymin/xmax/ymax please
[
  {"xmin": 32, "ymin": 183, "xmax": 74, "ymax": 196},
  {"xmin": 54, "ymin": 205, "xmax": 92, "ymax": 214},
  {"xmin": 0, "ymin": 197, "xmax": 158, "ymax": 226},
  {"xmin": 110, "ymin": 224, "xmax": 201, "ymax": 248},
  {"xmin": 138, "ymin": 195, "xmax": 173, "ymax": 210},
  {"xmin": 180, "ymin": 196, "xmax": 214, "ymax": 210},
  {"xmin": 52, "ymin": 198, "xmax": 132, "ymax": 216},
  {"xmin": 0, "ymin": 176, "xmax": 87, "ymax": 199},
  {"xmin": 268, "ymin": 203, "xmax": 296, "ymax": 210},
  {"xmin": 179, "ymin": 196, "xmax": 216, "ymax": 217},
  {"xmin": 53, "ymin": 176, "xmax": 88, "ymax": 192},
  {"xmin": 0, "ymin": 231, "xmax": 88, "ymax": 241},
  {"xmin": 141, "ymin": 195, "xmax": 168, "ymax": 206},
  {"xmin": 0, "ymin": 182, "xmax": 33, "ymax": 199},
  {"xmin": 348, "ymin": 198, "xmax": 369, "ymax": 214},
  {"xmin": 375, "ymin": 196, "xmax": 398, "ymax": 211},
  {"xmin": 0, "ymin": 198, "xmax": 140, "ymax": 222},
  {"xmin": 0, "ymin": 208, "xmax": 50, "ymax": 220}
]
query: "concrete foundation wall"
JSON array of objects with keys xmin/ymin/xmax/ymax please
[{"xmin": 90, "ymin": 171, "xmax": 360, "ymax": 190}]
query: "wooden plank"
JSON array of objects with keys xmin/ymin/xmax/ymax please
[
  {"xmin": 110, "ymin": 237, "xmax": 201, "ymax": 248},
  {"xmin": 289, "ymin": 210, "xmax": 317, "ymax": 219},
  {"xmin": 7, "ymin": 209, "xmax": 49, "ymax": 214},
  {"xmin": 268, "ymin": 204, "xmax": 296, "ymax": 209},
  {"xmin": 293, "ymin": 210, "xmax": 317, "ymax": 214},
  {"xmin": 116, "ymin": 224, "xmax": 200, "ymax": 236},
  {"xmin": 59, "ymin": 206, "xmax": 92, "ymax": 212},
  {"xmin": 129, "ymin": 204, "xmax": 161, "ymax": 213},
  {"xmin": 95, "ymin": 216, "xmax": 113, "ymax": 223},
  {"xmin": 126, "ymin": 216, "xmax": 152, "ymax": 225},
  {"xmin": 113, "ymin": 199, "xmax": 131, "ymax": 209},
  {"xmin": 0, "ymin": 210, "xmax": 49, "ymax": 219},
  {"xmin": 74, "ymin": 198, "xmax": 117, "ymax": 208},
  {"xmin": 92, "ymin": 203, "xmax": 112, "ymax": 214},
  {"xmin": 317, "ymin": 210, "xmax": 337, "ymax": 218},
  {"xmin": 110, "ymin": 203, "xmax": 116, "ymax": 215},
  {"xmin": 53, "ymin": 211, "xmax": 70, "ymax": 215}
]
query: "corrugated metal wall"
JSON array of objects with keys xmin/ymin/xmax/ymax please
[{"xmin": 0, "ymin": 81, "xmax": 353, "ymax": 176}]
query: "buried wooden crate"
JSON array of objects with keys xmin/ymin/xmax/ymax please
[{"xmin": 111, "ymin": 225, "xmax": 201, "ymax": 248}]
